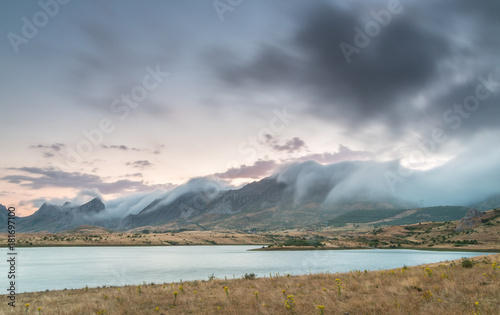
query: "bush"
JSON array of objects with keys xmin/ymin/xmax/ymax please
[
  {"xmin": 461, "ymin": 258, "xmax": 474, "ymax": 269},
  {"xmin": 282, "ymin": 238, "xmax": 324, "ymax": 247},
  {"xmin": 244, "ymin": 273, "xmax": 256, "ymax": 280}
]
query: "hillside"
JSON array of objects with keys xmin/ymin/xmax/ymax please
[
  {"xmin": 331, "ymin": 208, "xmax": 500, "ymax": 251},
  {"xmin": 328, "ymin": 206, "xmax": 470, "ymax": 228}
]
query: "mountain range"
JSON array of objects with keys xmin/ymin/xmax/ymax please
[{"xmin": 2, "ymin": 160, "xmax": 500, "ymax": 233}]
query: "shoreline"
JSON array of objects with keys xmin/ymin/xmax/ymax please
[
  {"xmin": 251, "ymin": 246, "xmax": 500, "ymax": 252},
  {"xmin": 0, "ymin": 243, "xmax": 267, "ymax": 248}
]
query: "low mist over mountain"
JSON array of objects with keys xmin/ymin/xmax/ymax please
[
  {"xmin": 0, "ymin": 198, "xmax": 113, "ymax": 233},
  {"xmin": 3, "ymin": 159, "xmax": 499, "ymax": 233}
]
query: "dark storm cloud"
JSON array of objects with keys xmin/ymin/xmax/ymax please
[
  {"xmin": 1, "ymin": 167, "xmax": 169, "ymax": 194},
  {"xmin": 294, "ymin": 3, "xmax": 450, "ymax": 118},
  {"xmin": 210, "ymin": 0, "xmax": 500, "ymax": 140},
  {"xmin": 422, "ymin": 78, "xmax": 500, "ymax": 150}
]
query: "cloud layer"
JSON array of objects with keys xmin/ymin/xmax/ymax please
[{"xmin": 210, "ymin": 0, "xmax": 500, "ymax": 142}]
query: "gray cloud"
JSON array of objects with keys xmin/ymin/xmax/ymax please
[
  {"xmin": 296, "ymin": 144, "xmax": 374, "ymax": 164},
  {"xmin": 101, "ymin": 144, "xmax": 135, "ymax": 151},
  {"xmin": 64, "ymin": 19, "xmax": 175, "ymax": 117},
  {"xmin": 1, "ymin": 167, "xmax": 171, "ymax": 195},
  {"xmin": 213, "ymin": 160, "xmax": 277, "ymax": 180},
  {"xmin": 267, "ymin": 135, "xmax": 306, "ymax": 153},
  {"xmin": 122, "ymin": 173, "xmax": 143, "ymax": 178},
  {"xmin": 209, "ymin": 0, "xmax": 500, "ymax": 142},
  {"xmin": 211, "ymin": 144, "xmax": 372, "ymax": 181},
  {"xmin": 30, "ymin": 143, "xmax": 65, "ymax": 151},
  {"xmin": 126, "ymin": 160, "xmax": 154, "ymax": 169},
  {"xmin": 29, "ymin": 143, "xmax": 66, "ymax": 158}
]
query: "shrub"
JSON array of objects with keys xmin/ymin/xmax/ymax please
[
  {"xmin": 244, "ymin": 273, "xmax": 256, "ymax": 280},
  {"xmin": 461, "ymin": 258, "xmax": 474, "ymax": 269}
]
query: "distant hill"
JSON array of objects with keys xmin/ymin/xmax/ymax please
[
  {"xmin": 472, "ymin": 194, "xmax": 500, "ymax": 211},
  {"xmin": 61, "ymin": 225, "xmax": 115, "ymax": 234},
  {"xmin": 328, "ymin": 206, "xmax": 470, "ymax": 227}
]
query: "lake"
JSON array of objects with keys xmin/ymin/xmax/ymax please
[{"xmin": 1, "ymin": 246, "xmax": 491, "ymax": 293}]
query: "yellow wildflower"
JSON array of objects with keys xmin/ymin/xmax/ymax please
[
  {"xmin": 424, "ymin": 267, "xmax": 432, "ymax": 277},
  {"xmin": 423, "ymin": 291, "xmax": 433, "ymax": 300},
  {"xmin": 317, "ymin": 305, "xmax": 325, "ymax": 314}
]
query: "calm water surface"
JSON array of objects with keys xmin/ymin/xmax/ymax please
[{"xmin": 0, "ymin": 246, "xmax": 491, "ymax": 292}]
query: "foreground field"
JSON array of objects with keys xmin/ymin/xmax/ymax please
[{"xmin": 3, "ymin": 254, "xmax": 499, "ymax": 314}]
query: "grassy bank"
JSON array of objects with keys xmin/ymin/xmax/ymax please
[{"xmin": 2, "ymin": 254, "xmax": 499, "ymax": 314}]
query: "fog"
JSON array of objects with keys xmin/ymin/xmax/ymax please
[
  {"xmin": 274, "ymin": 142, "xmax": 500, "ymax": 208},
  {"xmin": 100, "ymin": 177, "xmax": 230, "ymax": 219}
]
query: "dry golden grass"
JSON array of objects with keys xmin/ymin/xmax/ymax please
[
  {"xmin": 2, "ymin": 254, "xmax": 499, "ymax": 315},
  {"xmin": 0, "ymin": 230, "xmax": 272, "ymax": 247}
]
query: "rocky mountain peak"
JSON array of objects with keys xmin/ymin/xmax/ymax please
[{"xmin": 78, "ymin": 198, "xmax": 105, "ymax": 214}]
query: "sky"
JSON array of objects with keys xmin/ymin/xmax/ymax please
[{"xmin": 1, "ymin": 0, "xmax": 500, "ymax": 216}]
